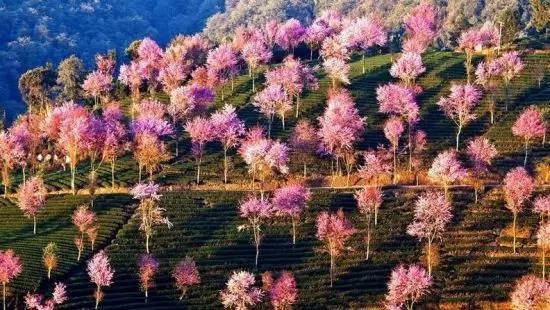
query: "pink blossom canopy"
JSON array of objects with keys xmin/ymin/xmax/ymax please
[
  {"xmin": 0, "ymin": 249, "xmax": 22, "ymax": 284},
  {"xmin": 376, "ymin": 83, "xmax": 418, "ymax": 122},
  {"xmin": 437, "ymin": 84, "xmax": 482, "ymax": 126},
  {"xmin": 385, "ymin": 264, "xmax": 432, "ymax": 309},
  {"xmin": 428, "ymin": 150, "xmax": 466, "ymax": 186},
  {"xmin": 17, "ymin": 176, "xmax": 47, "ymax": 219},
  {"xmin": 466, "ymin": 137, "xmax": 498, "ymax": 171},
  {"xmin": 130, "ymin": 182, "xmax": 161, "ymax": 201},
  {"xmin": 275, "ymin": 18, "xmax": 306, "ymax": 51},
  {"xmin": 173, "ymin": 257, "xmax": 201, "ymax": 292},
  {"xmin": 512, "ymin": 107, "xmax": 546, "ymax": 141},
  {"xmin": 503, "ymin": 167, "xmax": 534, "ymax": 212},
  {"xmin": 268, "ymin": 271, "xmax": 297, "ymax": 309},
  {"xmin": 510, "ymin": 274, "xmax": 550, "ymax": 309},
  {"xmin": 403, "ymin": 2, "xmax": 438, "ymax": 53},
  {"xmin": 534, "ymin": 195, "xmax": 550, "ymax": 217},
  {"xmin": 87, "ymin": 250, "xmax": 114, "ymax": 288},
  {"xmin": 407, "ymin": 191, "xmax": 453, "ymax": 241},
  {"xmin": 272, "ymin": 184, "xmax": 311, "ymax": 217},
  {"xmin": 390, "ymin": 53, "xmax": 426, "ymax": 82},
  {"xmin": 239, "ymin": 195, "xmax": 274, "ymax": 219},
  {"xmin": 384, "ymin": 117, "xmax": 405, "ymax": 147},
  {"xmin": 219, "ymin": 271, "xmax": 263, "ymax": 310},
  {"xmin": 316, "ymin": 209, "xmax": 356, "ymax": 256},
  {"xmin": 354, "ymin": 187, "xmax": 383, "ymax": 215}
]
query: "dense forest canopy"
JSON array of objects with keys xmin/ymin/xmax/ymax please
[{"xmin": 0, "ymin": 0, "xmax": 223, "ymax": 122}]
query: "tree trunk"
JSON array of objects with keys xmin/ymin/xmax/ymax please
[
  {"xmin": 295, "ymin": 96, "xmax": 300, "ymax": 118},
  {"xmin": 282, "ymin": 114, "xmax": 285, "ymax": 130},
  {"xmin": 456, "ymin": 125, "xmax": 462, "ymax": 151},
  {"xmin": 22, "ymin": 167, "xmax": 26, "ymax": 183},
  {"xmin": 474, "ymin": 188, "xmax": 478, "ymax": 204},
  {"xmin": 71, "ymin": 163, "xmax": 76, "ymax": 195},
  {"xmin": 95, "ymin": 286, "xmax": 101, "ymax": 309},
  {"xmin": 292, "ymin": 218, "xmax": 297, "ymax": 245},
  {"xmin": 252, "ymin": 70, "xmax": 256, "ymax": 92},
  {"xmin": 466, "ymin": 53, "xmax": 472, "ymax": 84},
  {"xmin": 138, "ymin": 165, "xmax": 142, "ymax": 182},
  {"xmin": 310, "ymin": 49, "xmax": 313, "ymax": 61},
  {"xmin": 196, "ymin": 154, "xmax": 202, "ymax": 184},
  {"xmin": 146, "ymin": 234, "xmax": 150, "ymax": 254},
  {"xmin": 111, "ymin": 160, "xmax": 115, "ymax": 189},
  {"xmin": 408, "ymin": 126, "xmax": 413, "ymax": 172},
  {"xmin": 303, "ymin": 162, "xmax": 307, "ymax": 179},
  {"xmin": 329, "ymin": 247, "xmax": 334, "ymax": 287},
  {"xmin": 3, "ymin": 283, "xmax": 6, "ymax": 310},
  {"xmin": 362, "ymin": 54, "xmax": 366, "ymax": 75},
  {"xmin": 223, "ymin": 149, "xmax": 228, "ymax": 184},
  {"xmin": 513, "ymin": 212, "xmax": 517, "ymax": 254},
  {"xmin": 427, "ymin": 239, "xmax": 432, "ymax": 276},
  {"xmin": 543, "ymin": 249, "xmax": 546, "ymax": 280},
  {"xmin": 374, "ymin": 205, "xmax": 379, "ymax": 226},
  {"xmin": 175, "ymin": 132, "xmax": 180, "ymax": 158},
  {"xmin": 393, "ymin": 145, "xmax": 397, "ymax": 184},
  {"xmin": 366, "ymin": 213, "xmax": 371, "ymax": 260},
  {"xmin": 33, "ymin": 216, "xmax": 36, "ymax": 235},
  {"xmin": 48, "ymin": 267, "xmax": 51, "ymax": 279},
  {"xmin": 254, "ymin": 225, "xmax": 260, "ymax": 268}
]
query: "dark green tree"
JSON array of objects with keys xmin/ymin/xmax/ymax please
[{"xmin": 56, "ymin": 55, "xmax": 85, "ymax": 100}]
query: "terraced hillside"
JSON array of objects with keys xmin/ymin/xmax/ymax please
[
  {"xmin": 5, "ymin": 51, "xmax": 549, "ymax": 194},
  {"xmin": 1, "ymin": 187, "xmax": 545, "ymax": 309}
]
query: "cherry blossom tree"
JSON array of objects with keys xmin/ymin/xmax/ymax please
[
  {"xmin": 402, "ymin": 1, "xmax": 438, "ymax": 54},
  {"xmin": 512, "ymin": 107, "xmax": 546, "ymax": 167},
  {"xmin": 385, "ymin": 264, "xmax": 432, "ymax": 310},
  {"xmin": 87, "ymin": 251, "xmax": 114, "ymax": 309},
  {"xmin": 263, "ymin": 271, "xmax": 297, "ymax": 310},
  {"xmin": 475, "ymin": 59, "xmax": 502, "ymax": 123},
  {"xmin": 0, "ymin": 249, "xmax": 22, "ymax": 310},
  {"xmin": 173, "ymin": 257, "xmax": 200, "ymax": 300},
  {"xmin": 264, "ymin": 20, "xmax": 279, "ymax": 48},
  {"xmin": 72, "ymin": 205, "xmax": 97, "ymax": 261},
  {"xmin": 253, "ymin": 85, "xmax": 292, "ymax": 136},
  {"xmin": 17, "ymin": 176, "xmax": 47, "ymax": 234},
  {"xmin": 504, "ymin": 167, "xmax": 535, "ymax": 254},
  {"xmin": 206, "ymin": 44, "xmax": 239, "ymax": 99},
  {"xmin": 136, "ymin": 37, "xmax": 164, "ymax": 92},
  {"xmin": 219, "ymin": 271, "xmax": 263, "ymax": 310},
  {"xmin": 239, "ymin": 195, "xmax": 274, "ymax": 267},
  {"xmin": 510, "ymin": 274, "xmax": 550, "ymax": 309},
  {"xmin": 410, "ymin": 130, "xmax": 428, "ymax": 184},
  {"xmin": 289, "ymin": 120, "xmax": 319, "ymax": 178},
  {"xmin": 138, "ymin": 254, "xmax": 159, "ymax": 300},
  {"xmin": 457, "ymin": 23, "xmax": 499, "ymax": 83},
  {"xmin": 211, "ymin": 105, "xmax": 246, "ymax": 183},
  {"xmin": 320, "ymin": 36, "xmax": 349, "ymax": 61},
  {"xmin": 384, "ymin": 117, "xmax": 405, "ymax": 184},
  {"xmin": 358, "ymin": 149, "xmax": 392, "ymax": 187},
  {"xmin": 242, "ymin": 39, "xmax": 272, "ymax": 91},
  {"xmin": 0, "ymin": 131, "xmax": 25, "ymax": 197},
  {"xmin": 169, "ymin": 83, "xmax": 215, "ymax": 156},
  {"xmin": 305, "ymin": 22, "xmax": 330, "ymax": 60},
  {"xmin": 407, "ymin": 191, "xmax": 453, "ymax": 275},
  {"xmin": 275, "ymin": 19, "xmax": 306, "ymax": 53},
  {"xmin": 130, "ymin": 182, "xmax": 173, "ymax": 253},
  {"xmin": 390, "ymin": 53, "xmax": 426, "ymax": 87},
  {"xmin": 496, "ymin": 51, "xmax": 524, "ymax": 111},
  {"xmin": 534, "ymin": 195, "xmax": 550, "ymax": 222},
  {"xmin": 238, "ymin": 131, "xmax": 289, "ymax": 194},
  {"xmin": 466, "ymin": 137, "xmax": 498, "ymax": 202},
  {"xmin": 316, "ymin": 209, "xmax": 356, "ymax": 287},
  {"xmin": 318, "ymin": 89, "xmax": 364, "ymax": 185},
  {"xmin": 339, "ymin": 17, "xmax": 386, "ymax": 74},
  {"xmin": 101, "ymin": 104, "xmax": 128, "ymax": 188},
  {"xmin": 43, "ymin": 242, "xmax": 57, "ymax": 279},
  {"xmin": 537, "ymin": 223, "xmax": 550, "ymax": 279},
  {"xmin": 323, "ymin": 58, "xmax": 350, "ymax": 88},
  {"xmin": 428, "ymin": 150, "xmax": 466, "ymax": 198},
  {"xmin": 119, "ymin": 62, "xmax": 143, "ymax": 119},
  {"xmin": 24, "ymin": 282, "xmax": 67, "ymax": 310},
  {"xmin": 185, "ymin": 117, "xmax": 215, "ymax": 184},
  {"xmin": 355, "ymin": 187, "xmax": 383, "ymax": 260},
  {"xmin": 158, "ymin": 62, "xmax": 186, "ymax": 93},
  {"xmin": 437, "ymin": 84, "xmax": 482, "ymax": 151},
  {"xmin": 272, "ymin": 184, "xmax": 311, "ymax": 245},
  {"xmin": 7, "ymin": 119, "xmax": 36, "ymax": 183},
  {"xmin": 82, "ymin": 70, "xmax": 112, "ymax": 108}
]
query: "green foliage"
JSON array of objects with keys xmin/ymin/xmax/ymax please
[
  {"xmin": 497, "ymin": 8, "xmax": 520, "ymax": 46},
  {"xmin": 56, "ymin": 55, "xmax": 85, "ymax": 101}
]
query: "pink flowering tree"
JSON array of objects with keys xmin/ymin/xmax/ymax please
[
  {"xmin": 339, "ymin": 17, "xmax": 386, "ymax": 74},
  {"xmin": 101, "ymin": 104, "xmax": 128, "ymax": 188},
  {"xmin": 138, "ymin": 254, "xmax": 159, "ymax": 300},
  {"xmin": 158, "ymin": 62, "xmax": 186, "ymax": 93},
  {"xmin": 130, "ymin": 182, "xmax": 173, "ymax": 253},
  {"xmin": 219, "ymin": 271, "xmax": 263, "ymax": 309},
  {"xmin": 0, "ymin": 131, "xmax": 25, "ymax": 197},
  {"xmin": 275, "ymin": 19, "xmax": 306, "ymax": 54},
  {"xmin": 390, "ymin": 53, "xmax": 426, "ymax": 87},
  {"xmin": 316, "ymin": 209, "xmax": 356, "ymax": 287},
  {"xmin": 211, "ymin": 104, "xmax": 246, "ymax": 183},
  {"xmin": 173, "ymin": 257, "xmax": 201, "ymax": 299},
  {"xmin": 118, "ymin": 61, "xmax": 143, "ymax": 119},
  {"xmin": 428, "ymin": 150, "xmax": 466, "ymax": 198},
  {"xmin": 87, "ymin": 250, "xmax": 114, "ymax": 309},
  {"xmin": 24, "ymin": 282, "xmax": 67, "ymax": 310},
  {"xmin": 239, "ymin": 195, "xmax": 274, "ymax": 267},
  {"xmin": 354, "ymin": 187, "xmax": 383, "ymax": 260},
  {"xmin": 206, "ymin": 44, "xmax": 239, "ymax": 99},
  {"xmin": 0, "ymin": 249, "xmax": 22, "ymax": 310},
  {"xmin": 323, "ymin": 58, "xmax": 350, "ymax": 89},
  {"xmin": 534, "ymin": 195, "xmax": 550, "ymax": 222},
  {"xmin": 385, "ymin": 264, "xmax": 432, "ymax": 310},
  {"xmin": 72, "ymin": 205, "xmax": 97, "ymax": 261},
  {"xmin": 264, "ymin": 20, "xmax": 279, "ymax": 48},
  {"xmin": 17, "ymin": 176, "xmax": 47, "ymax": 234},
  {"xmin": 242, "ymin": 39, "xmax": 272, "ymax": 91},
  {"xmin": 263, "ymin": 271, "xmax": 297, "ymax": 310},
  {"xmin": 82, "ymin": 70, "xmax": 112, "ymax": 108},
  {"xmin": 457, "ymin": 23, "xmax": 499, "ymax": 83},
  {"xmin": 272, "ymin": 184, "xmax": 311, "ymax": 245},
  {"xmin": 289, "ymin": 120, "xmax": 319, "ymax": 178},
  {"xmin": 169, "ymin": 83, "xmax": 215, "ymax": 157},
  {"xmin": 512, "ymin": 107, "xmax": 546, "ymax": 167},
  {"xmin": 402, "ymin": 2, "xmax": 438, "ymax": 54},
  {"xmin": 510, "ymin": 274, "xmax": 550, "ymax": 309},
  {"xmin": 7, "ymin": 120, "xmax": 35, "ymax": 183},
  {"xmin": 537, "ymin": 223, "xmax": 550, "ymax": 279},
  {"xmin": 496, "ymin": 51, "xmax": 524, "ymax": 110},
  {"xmin": 358, "ymin": 149, "xmax": 392, "ymax": 187},
  {"xmin": 318, "ymin": 89, "xmax": 364, "ymax": 185},
  {"xmin": 305, "ymin": 22, "xmax": 330, "ymax": 60},
  {"xmin": 238, "ymin": 131, "xmax": 289, "ymax": 195},
  {"xmin": 437, "ymin": 84, "xmax": 482, "ymax": 151},
  {"xmin": 384, "ymin": 117, "xmax": 405, "ymax": 184},
  {"xmin": 504, "ymin": 167, "xmax": 535, "ymax": 254},
  {"xmin": 185, "ymin": 117, "xmax": 215, "ymax": 184},
  {"xmin": 253, "ymin": 85, "xmax": 292, "ymax": 136},
  {"xmin": 466, "ymin": 137, "xmax": 498, "ymax": 202},
  {"xmin": 136, "ymin": 38, "xmax": 164, "ymax": 92},
  {"xmin": 475, "ymin": 59, "xmax": 502, "ymax": 124},
  {"xmin": 407, "ymin": 191, "xmax": 453, "ymax": 275}
]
